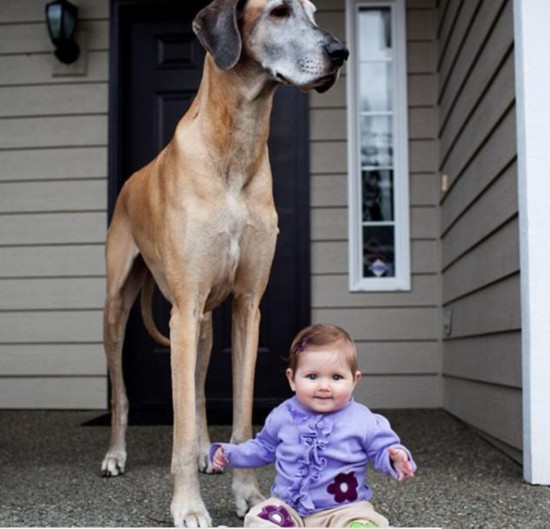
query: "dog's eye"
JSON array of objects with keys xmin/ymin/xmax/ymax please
[{"xmin": 270, "ymin": 5, "xmax": 290, "ymax": 18}]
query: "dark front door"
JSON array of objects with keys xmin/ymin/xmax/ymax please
[{"xmin": 109, "ymin": 0, "xmax": 310, "ymax": 423}]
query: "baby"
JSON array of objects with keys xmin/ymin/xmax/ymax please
[{"xmin": 210, "ymin": 323, "xmax": 416, "ymax": 527}]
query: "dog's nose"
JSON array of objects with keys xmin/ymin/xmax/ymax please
[{"xmin": 326, "ymin": 41, "xmax": 349, "ymax": 67}]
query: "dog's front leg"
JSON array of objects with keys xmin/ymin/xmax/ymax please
[
  {"xmin": 169, "ymin": 303, "xmax": 212, "ymax": 528},
  {"xmin": 230, "ymin": 294, "xmax": 265, "ymax": 517},
  {"xmin": 196, "ymin": 312, "xmax": 215, "ymax": 473}
]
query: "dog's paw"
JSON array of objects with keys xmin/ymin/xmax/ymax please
[
  {"xmin": 171, "ymin": 496, "xmax": 212, "ymax": 528},
  {"xmin": 234, "ymin": 489, "xmax": 265, "ymax": 518},
  {"xmin": 101, "ymin": 450, "xmax": 127, "ymax": 477},
  {"xmin": 197, "ymin": 455, "xmax": 223, "ymax": 474},
  {"xmin": 232, "ymin": 471, "xmax": 265, "ymax": 518},
  {"xmin": 197, "ymin": 452, "xmax": 217, "ymax": 474}
]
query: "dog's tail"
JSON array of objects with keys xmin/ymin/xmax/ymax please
[{"xmin": 140, "ymin": 271, "xmax": 171, "ymax": 347}]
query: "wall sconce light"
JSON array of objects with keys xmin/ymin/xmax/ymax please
[{"xmin": 45, "ymin": 0, "xmax": 80, "ymax": 64}]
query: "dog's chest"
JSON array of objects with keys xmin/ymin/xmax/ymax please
[{"xmin": 216, "ymin": 193, "xmax": 248, "ymax": 275}]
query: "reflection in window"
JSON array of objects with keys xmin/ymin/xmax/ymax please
[
  {"xmin": 361, "ymin": 116, "xmax": 393, "ymax": 166},
  {"xmin": 362, "ymin": 169, "xmax": 394, "ymax": 222},
  {"xmin": 358, "ymin": 7, "xmax": 392, "ymax": 58},
  {"xmin": 360, "ymin": 62, "xmax": 393, "ymax": 112}
]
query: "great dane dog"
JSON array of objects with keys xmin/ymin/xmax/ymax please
[{"xmin": 100, "ymin": 0, "xmax": 348, "ymax": 526}]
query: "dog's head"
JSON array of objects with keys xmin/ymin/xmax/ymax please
[{"xmin": 193, "ymin": 0, "xmax": 349, "ymax": 93}]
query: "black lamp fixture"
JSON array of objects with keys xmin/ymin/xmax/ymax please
[{"xmin": 45, "ymin": 0, "xmax": 80, "ymax": 64}]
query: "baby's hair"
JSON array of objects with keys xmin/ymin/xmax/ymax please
[{"xmin": 288, "ymin": 323, "xmax": 358, "ymax": 374}]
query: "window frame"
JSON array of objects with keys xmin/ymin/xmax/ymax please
[{"xmin": 346, "ymin": 0, "xmax": 411, "ymax": 292}]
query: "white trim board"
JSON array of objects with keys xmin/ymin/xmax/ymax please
[{"xmin": 514, "ymin": 0, "xmax": 550, "ymax": 485}]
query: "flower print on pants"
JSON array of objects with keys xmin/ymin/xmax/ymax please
[
  {"xmin": 258, "ymin": 504, "xmax": 295, "ymax": 527},
  {"xmin": 327, "ymin": 472, "xmax": 359, "ymax": 503}
]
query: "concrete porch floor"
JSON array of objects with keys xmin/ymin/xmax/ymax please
[{"xmin": 0, "ymin": 409, "xmax": 548, "ymax": 528}]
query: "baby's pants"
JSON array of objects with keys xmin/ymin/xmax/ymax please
[{"xmin": 244, "ymin": 497, "xmax": 390, "ymax": 528}]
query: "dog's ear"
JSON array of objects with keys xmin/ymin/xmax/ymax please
[{"xmin": 192, "ymin": 0, "xmax": 242, "ymax": 70}]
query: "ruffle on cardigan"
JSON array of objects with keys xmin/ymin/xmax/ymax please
[{"xmin": 285, "ymin": 402, "xmax": 334, "ymax": 513}]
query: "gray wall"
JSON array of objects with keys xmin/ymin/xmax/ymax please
[
  {"xmin": 0, "ymin": 0, "xmax": 109, "ymax": 408},
  {"xmin": 437, "ymin": 0, "xmax": 522, "ymax": 460}
]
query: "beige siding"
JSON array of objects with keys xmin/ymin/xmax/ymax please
[
  {"xmin": 311, "ymin": 1, "xmax": 441, "ymax": 409},
  {"xmin": 437, "ymin": 0, "xmax": 521, "ymax": 457},
  {"xmin": 0, "ymin": 0, "xmax": 109, "ymax": 409}
]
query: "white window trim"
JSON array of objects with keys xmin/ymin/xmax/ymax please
[{"xmin": 346, "ymin": 0, "xmax": 411, "ymax": 292}]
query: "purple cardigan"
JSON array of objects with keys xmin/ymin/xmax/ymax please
[{"xmin": 209, "ymin": 397, "xmax": 416, "ymax": 516}]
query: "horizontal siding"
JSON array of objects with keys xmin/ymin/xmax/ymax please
[
  {"xmin": 440, "ymin": 107, "xmax": 517, "ymax": 235},
  {"xmin": 0, "ymin": 212, "xmax": 106, "ymax": 245},
  {"xmin": 440, "ymin": 1, "xmax": 514, "ymax": 155},
  {"xmin": 408, "ymin": 73, "xmax": 437, "ymax": 106},
  {"xmin": 437, "ymin": 0, "xmax": 520, "ymax": 455},
  {"xmin": 0, "ymin": 245, "xmax": 104, "ymax": 278},
  {"xmin": 0, "ymin": 115, "xmax": 108, "ymax": 149},
  {"xmin": 443, "ymin": 218, "xmax": 519, "ymax": 304},
  {"xmin": 439, "ymin": 0, "xmax": 509, "ymax": 130},
  {"xmin": 443, "ymin": 378, "xmax": 522, "ymax": 450},
  {"xmin": 356, "ymin": 341, "xmax": 440, "ymax": 375},
  {"xmin": 0, "ymin": 20, "xmax": 109, "ymax": 54},
  {"xmin": 0, "ymin": 51, "xmax": 109, "ymax": 86},
  {"xmin": 0, "ymin": 180, "xmax": 106, "ymax": 214},
  {"xmin": 441, "ymin": 161, "xmax": 518, "ymax": 269},
  {"xmin": 0, "ymin": 84, "xmax": 107, "ymax": 118},
  {"xmin": 0, "ymin": 0, "xmax": 109, "ymax": 23},
  {"xmin": 408, "ymin": 41, "xmax": 436, "ymax": 74},
  {"xmin": 355, "ymin": 375, "xmax": 440, "ymax": 409},
  {"xmin": 0, "ymin": 278, "xmax": 105, "ymax": 310},
  {"xmin": 444, "ymin": 276, "xmax": 521, "ymax": 338},
  {"xmin": 0, "ymin": 0, "xmax": 109, "ymax": 409},
  {"xmin": 0, "ymin": 147, "xmax": 108, "ymax": 181},
  {"xmin": 0, "ymin": 344, "xmax": 105, "ymax": 376},
  {"xmin": 0, "ymin": 311, "xmax": 102, "ymax": 343},
  {"xmin": 309, "ymin": 0, "xmax": 441, "ymax": 408},
  {"xmin": 0, "ymin": 378, "xmax": 107, "ymax": 410},
  {"xmin": 443, "ymin": 332, "xmax": 521, "ymax": 388},
  {"xmin": 440, "ymin": 51, "xmax": 515, "ymax": 185},
  {"xmin": 312, "ymin": 307, "xmax": 438, "ymax": 342}
]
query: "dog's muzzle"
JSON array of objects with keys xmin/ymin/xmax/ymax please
[{"xmin": 313, "ymin": 41, "xmax": 349, "ymax": 93}]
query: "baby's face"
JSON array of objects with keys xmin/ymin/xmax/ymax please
[{"xmin": 286, "ymin": 349, "xmax": 361, "ymax": 413}]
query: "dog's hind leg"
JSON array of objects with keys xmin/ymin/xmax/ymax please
[
  {"xmin": 101, "ymin": 222, "xmax": 146, "ymax": 477},
  {"xmin": 196, "ymin": 312, "xmax": 215, "ymax": 473}
]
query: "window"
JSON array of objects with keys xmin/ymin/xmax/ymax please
[{"xmin": 346, "ymin": 0, "xmax": 410, "ymax": 291}]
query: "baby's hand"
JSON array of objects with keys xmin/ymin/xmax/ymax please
[
  {"xmin": 212, "ymin": 446, "xmax": 228, "ymax": 471},
  {"xmin": 388, "ymin": 447, "xmax": 415, "ymax": 481}
]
